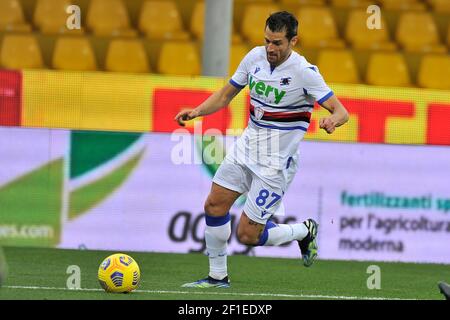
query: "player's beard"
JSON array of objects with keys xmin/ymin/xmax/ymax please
[
  {"xmin": 266, "ymin": 51, "xmax": 280, "ymax": 66},
  {"xmin": 267, "ymin": 49, "xmax": 289, "ymax": 67},
  {"xmin": 267, "ymin": 52, "xmax": 278, "ymax": 64}
]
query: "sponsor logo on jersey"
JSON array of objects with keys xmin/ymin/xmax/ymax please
[
  {"xmin": 254, "ymin": 106, "xmax": 264, "ymax": 120},
  {"xmin": 280, "ymin": 77, "xmax": 292, "ymax": 86},
  {"xmin": 248, "ymin": 75, "xmax": 286, "ymax": 104}
]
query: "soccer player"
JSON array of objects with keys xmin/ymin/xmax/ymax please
[{"xmin": 175, "ymin": 11, "xmax": 349, "ymax": 288}]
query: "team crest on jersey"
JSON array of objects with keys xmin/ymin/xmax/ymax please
[
  {"xmin": 280, "ymin": 77, "xmax": 292, "ymax": 86},
  {"xmin": 254, "ymin": 106, "xmax": 264, "ymax": 120}
]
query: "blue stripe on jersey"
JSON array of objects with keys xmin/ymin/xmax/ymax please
[
  {"xmin": 250, "ymin": 96, "xmax": 313, "ymax": 110},
  {"xmin": 317, "ymin": 91, "xmax": 334, "ymax": 105},
  {"xmin": 229, "ymin": 79, "xmax": 245, "ymax": 90},
  {"xmin": 286, "ymin": 156, "xmax": 293, "ymax": 169},
  {"xmin": 250, "ymin": 117, "xmax": 308, "ymax": 131}
]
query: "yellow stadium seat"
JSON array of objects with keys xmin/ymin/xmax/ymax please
[
  {"xmin": 105, "ymin": 39, "xmax": 150, "ymax": 73},
  {"xmin": 330, "ymin": 0, "xmax": 374, "ymax": 8},
  {"xmin": 0, "ymin": 35, "xmax": 43, "ymax": 69},
  {"xmin": 34, "ymin": 0, "xmax": 84, "ymax": 34},
  {"xmin": 297, "ymin": 7, "xmax": 345, "ymax": 49},
  {"xmin": 447, "ymin": 23, "xmax": 450, "ymax": 47},
  {"xmin": 429, "ymin": 0, "xmax": 450, "ymax": 13},
  {"xmin": 234, "ymin": 0, "xmax": 274, "ymax": 5},
  {"xmin": 229, "ymin": 43, "xmax": 250, "ymax": 76},
  {"xmin": 0, "ymin": 0, "xmax": 32, "ymax": 32},
  {"xmin": 396, "ymin": 12, "xmax": 447, "ymax": 53},
  {"xmin": 190, "ymin": 1, "xmax": 242, "ymax": 44},
  {"xmin": 317, "ymin": 50, "xmax": 360, "ymax": 84},
  {"xmin": 417, "ymin": 54, "xmax": 450, "ymax": 90},
  {"xmin": 280, "ymin": 0, "xmax": 326, "ymax": 5},
  {"xmin": 190, "ymin": 1, "xmax": 205, "ymax": 39},
  {"xmin": 52, "ymin": 37, "xmax": 97, "ymax": 71},
  {"xmin": 346, "ymin": 10, "xmax": 397, "ymax": 51},
  {"xmin": 366, "ymin": 53, "xmax": 411, "ymax": 87},
  {"xmin": 87, "ymin": 0, "xmax": 136, "ymax": 37},
  {"xmin": 157, "ymin": 42, "xmax": 201, "ymax": 76},
  {"xmin": 234, "ymin": 0, "xmax": 273, "ymax": 2},
  {"xmin": 378, "ymin": 0, "xmax": 426, "ymax": 11},
  {"xmin": 241, "ymin": 3, "xmax": 280, "ymax": 46},
  {"xmin": 139, "ymin": 0, "xmax": 190, "ymax": 40}
]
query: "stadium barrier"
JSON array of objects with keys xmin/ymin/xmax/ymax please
[
  {"xmin": 0, "ymin": 69, "xmax": 449, "ymax": 145},
  {"xmin": 1, "ymin": 69, "xmax": 450, "ymax": 263},
  {"xmin": 0, "ymin": 127, "xmax": 449, "ymax": 264}
]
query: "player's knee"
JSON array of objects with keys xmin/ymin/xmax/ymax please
[{"xmin": 204, "ymin": 197, "xmax": 225, "ymax": 217}]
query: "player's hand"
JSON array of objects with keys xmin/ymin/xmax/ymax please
[
  {"xmin": 174, "ymin": 109, "xmax": 199, "ymax": 127},
  {"xmin": 319, "ymin": 117, "xmax": 337, "ymax": 134}
]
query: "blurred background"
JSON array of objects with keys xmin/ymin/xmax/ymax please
[
  {"xmin": 0, "ymin": 0, "xmax": 449, "ymax": 267},
  {"xmin": 0, "ymin": 0, "xmax": 448, "ymax": 85}
]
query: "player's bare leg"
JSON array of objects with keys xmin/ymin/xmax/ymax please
[
  {"xmin": 237, "ymin": 212, "xmax": 265, "ymax": 245},
  {"xmin": 203, "ymin": 182, "xmax": 241, "ymax": 217},
  {"xmin": 182, "ymin": 183, "xmax": 241, "ymax": 288},
  {"xmin": 238, "ymin": 212, "xmax": 319, "ymax": 267}
]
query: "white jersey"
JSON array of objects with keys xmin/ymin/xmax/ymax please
[{"xmin": 228, "ymin": 46, "xmax": 334, "ymax": 171}]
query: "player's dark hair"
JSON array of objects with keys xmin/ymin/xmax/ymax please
[{"xmin": 265, "ymin": 11, "xmax": 298, "ymax": 41}]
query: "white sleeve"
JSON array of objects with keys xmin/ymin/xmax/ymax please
[
  {"xmin": 301, "ymin": 67, "xmax": 334, "ymax": 105},
  {"xmin": 229, "ymin": 49, "xmax": 254, "ymax": 89}
]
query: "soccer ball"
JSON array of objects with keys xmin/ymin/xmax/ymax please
[{"xmin": 98, "ymin": 253, "xmax": 140, "ymax": 293}]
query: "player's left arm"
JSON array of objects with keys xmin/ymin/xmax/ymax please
[{"xmin": 319, "ymin": 95, "xmax": 349, "ymax": 134}]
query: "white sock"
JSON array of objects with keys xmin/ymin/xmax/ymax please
[
  {"xmin": 205, "ymin": 214, "xmax": 231, "ymax": 280},
  {"xmin": 265, "ymin": 223, "xmax": 308, "ymax": 246}
]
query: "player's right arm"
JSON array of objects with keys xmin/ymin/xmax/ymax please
[
  {"xmin": 175, "ymin": 47, "xmax": 254, "ymax": 127},
  {"xmin": 174, "ymin": 83, "xmax": 241, "ymax": 127}
]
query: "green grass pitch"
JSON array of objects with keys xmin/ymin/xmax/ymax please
[{"xmin": 0, "ymin": 246, "xmax": 448, "ymax": 300}]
